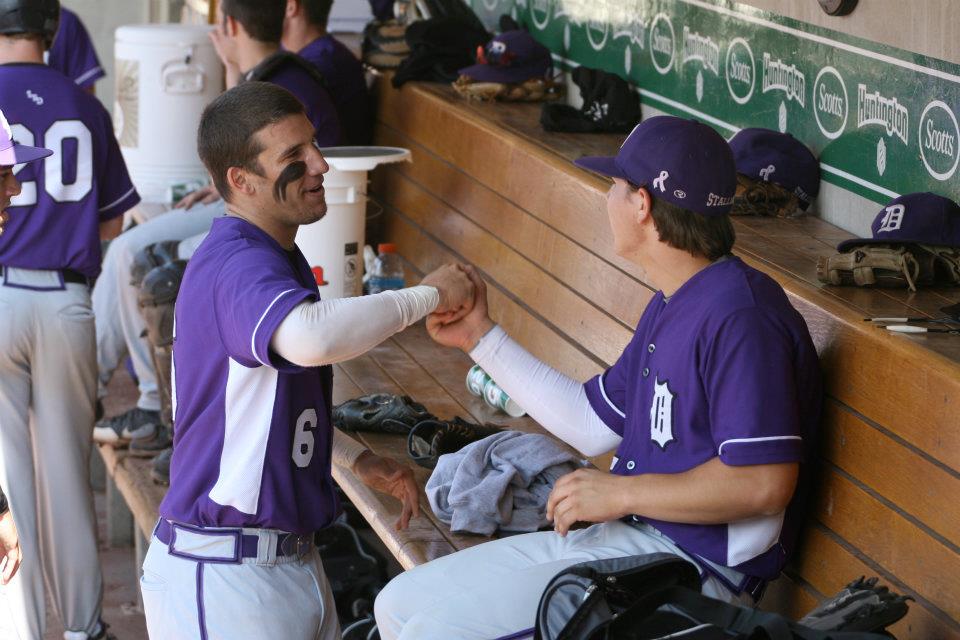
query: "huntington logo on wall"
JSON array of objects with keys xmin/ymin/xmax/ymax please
[{"xmin": 468, "ymin": 0, "xmax": 960, "ymax": 203}]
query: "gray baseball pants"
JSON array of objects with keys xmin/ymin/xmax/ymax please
[{"xmin": 0, "ymin": 271, "xmax": 102, "ymax": 639}]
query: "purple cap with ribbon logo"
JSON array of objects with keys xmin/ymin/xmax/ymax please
[
  {"xmin": 837, "ymin": 192, "xmax": 960, "ymax": 251},
  {"xmin": 729, "ymin": 128, "xmax": 820, "ymax": 210},
  {"xmin": 574, "ymin": 115, "xmax": 737, "ymax": 216},
  {"xmin": 0, "ymin": 109, "xmax": 51, "ymax": 166},
  {"xmin": 458, "ymin": 30, "xmax": 552, "ymax": 84}
]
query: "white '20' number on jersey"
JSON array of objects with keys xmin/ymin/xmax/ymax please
[
  {"xmin": 10, "ymin": 120, "xmax": 93, "ymax": 206},
  {"xmin": 292, "ymin": 408, "xmax": 317, "ymax": 468}
]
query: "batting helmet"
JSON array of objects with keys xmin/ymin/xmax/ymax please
[{"xmin": 0, "ymin": 0, "xmax": 59, "ymax": 48}]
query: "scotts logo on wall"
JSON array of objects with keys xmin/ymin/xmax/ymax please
[
  {"xmin": 814, "ymin": 66, "xmax": 848, "ymax": 141},
  {"xmin": 467, "ymin": 0, "xmax": 960, "ymax": 204},
  {"xmin": 920, "ymin": 101, "xmax": 960, "ymax": 181},
  {"xmin": 649, "ymin": 13, "xmax": 675, "ymax": 75}
]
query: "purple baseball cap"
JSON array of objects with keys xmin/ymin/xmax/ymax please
[
  {"xmin": 0, "ymin": 109, "xmax": 51, "ymax": 166},
  {"xmin": 574, "ymin": 116, "xmax": 737, "ymax": 216},
  {"xmin": 458, "ymin": 30, "xmax": 552, "ymax": 84},
  {"xmin": 729, "ymin": 128, "xmax": 820, "ymax": 210},
  {"xmin": 837, "ymin": 192, "xmax": 960, "ymax": 251}
]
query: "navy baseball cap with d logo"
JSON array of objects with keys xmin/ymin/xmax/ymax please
[
  {"xmin": 574, "ymin": 115, "xmax": 737, "ymax": 216},
  {"xmin": 837, "ymin": 192, "xmax": 960, "ymax": 251}
]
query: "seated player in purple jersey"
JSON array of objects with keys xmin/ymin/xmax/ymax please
[
  {"xmin": 374, "ymin": 117, "xmax": 823, "ymax": 639},
  {"xmin": 140, "ymin": 81, "xmax": 476, "ymax": 639},
  {"xmin": 0, "ymin": 2, "xmax": 141, "ymax": 638},
  {"xmin": 46, "ymin": 7, "xmax": 105, "ymax": 93},
  {"xmin": 282, "ymin": 0, "xmax": 373, "ymax": 145}
]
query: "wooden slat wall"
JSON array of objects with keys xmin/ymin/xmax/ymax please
[{"xmin": 369, "ymin": 80, "xmax": 960, "ymax": 639}]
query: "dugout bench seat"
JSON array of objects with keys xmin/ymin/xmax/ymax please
[{"xmin": 96, "ymin": 76, "xmax": 960, "ymax": 640}]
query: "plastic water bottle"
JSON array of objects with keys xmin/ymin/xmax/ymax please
[{"xmin": 367, "ymin": 243, "xmax": 405, "ymax": 294}]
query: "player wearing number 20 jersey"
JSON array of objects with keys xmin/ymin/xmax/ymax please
[{"xmin": 0, "ymin": 63, "xmax": 139, "ymax": 277}]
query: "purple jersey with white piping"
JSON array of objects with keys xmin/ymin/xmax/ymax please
[
  {"xmin": 0, "ymin": 63, "xmax": 139, "ymax": 278},
  {"xmin": 47, "ymin": 8, "xmax": 105, "ymax": 89},
  {"xmin": 160, "ymin": 216, "xmax": 339, "ymax": 535},
  {"xmin": 298, "ymin": 34, "xmax": 371, "ymax": 145},
  {"xmin": 584, "ymin": 257, "xmax": 821, "ymax": 581}
]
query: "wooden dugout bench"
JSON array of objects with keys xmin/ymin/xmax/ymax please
[{"xmin": 95, "ymin": 76, "xmax": 960, "ymax": 639}]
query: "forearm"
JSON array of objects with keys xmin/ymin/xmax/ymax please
[
  {"xmin": 470, "ymin": 325, "xmax": 621, "ymax": 457},
  {"xmin": 332, "ymin": 428, "xmax": 369, "ymax": 471},
  {"xmin": 271, "ymin": 286, "xmax": 439, "ymax": 367},
  {"xmin": 620, "ymin": 458, "xmax": 799, "ymax": 524},
  {"xmin": 99, "ymin": 215, "xmax": 122, "ymax": 241}
]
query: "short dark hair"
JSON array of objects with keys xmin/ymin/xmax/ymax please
[
  {"xmin": 197, "ymin": 82, "xmax": 306, "ymax": 202},
  {"xmin": 296, "ymin": 0, "xmax": 334, "ymax": 28},
  {"xmin": 649, "ymin": 195, "xmax": 736, "ymax": 261},
  {"xmin": 221, "ymin": 0, "xmax": 285, "ymax": 43}
]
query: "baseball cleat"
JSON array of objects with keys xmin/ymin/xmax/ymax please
[
  {"xmin": 93, "ymin": 407, "xmax": 160, "ymax": 446},
  {"xmin": 151, "ymin": 447, "xmax": 172, "ymax": 486},
  {"xmin": 129, "ymin": 423, "xmax": 172, "ymax": 458}
]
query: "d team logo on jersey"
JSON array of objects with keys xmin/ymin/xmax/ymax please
[
  {"xmin": 725, "ymin": 38, "xmax": 755, "ymax": 105},
  {"xmin": 919, "ymin": 100, "xmax": 960, "ymax": 181},
  {"xmin": 649, "ymin": 377, "xmax": 675, "ymax": 449},
  {"xmin": 681, "ymin": 26, "xmax": 719, "ymax": 75},
  {"xmin": 761, "ymin": 53, "xmax": 806, "ymax": 107},
  {"xmin": 857, "ymin": 84, "xmax": 909, "ymax": 145},
  {"xmin": 813, "ymin": 66, "xmax": 848, "ymax": 140}
]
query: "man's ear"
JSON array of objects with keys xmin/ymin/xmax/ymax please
[
  {"xmin": 223, "ymin": 14, "xmax": 240, "ymax": 38},
  {"xmin": 633, "ymin": 186, "xmax": 654, "ymax": 225},
  {"xmin": 286, "ymin": 0, "xmax": 299, "ymax": 19},
  {"xmin": 226, "ymin": 166, "xmax": 255, "ymax": 197}
]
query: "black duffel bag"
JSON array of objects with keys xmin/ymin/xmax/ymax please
[{"xmin": 510, "ymin": 553, "xmax": 904, "ymax": 640}]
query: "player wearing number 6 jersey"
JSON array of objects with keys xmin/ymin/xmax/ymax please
[{"xmin": 0, "ymin": 1, "xmax": 140, "ymax": 637}]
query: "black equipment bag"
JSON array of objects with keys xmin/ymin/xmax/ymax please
[{"xmin": 530, "ymin": 554, "xmax": 902, "ymax": 640}]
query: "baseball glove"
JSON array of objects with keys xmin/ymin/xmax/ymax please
[
  {"xmin": 333, "ymin": 394, "xmax": 436, "ymax": 435},
  {"xmin": 731, "ymin": 173, "xmax": 801, "ymax": 218},
  {"xmin": 918, "ymin": 244, "xmax": 960, "ymax": 286},
  {"xmin": 817, "ymin": 245, "xmax": 922, "ymax": 291},
  {"xmin": 798, "ymin": 576, "xmax": 912, "ymax": 633},
  {"xmin": 452, "ymin": 75, "xmax": 563, "ymax": 103},
  {"xmin": 407, "ymin": 417, "xmax": 502, "ymax": 469}
]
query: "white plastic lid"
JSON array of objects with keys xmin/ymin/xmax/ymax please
[
  {"xmin": 317, "ymin": 146, "xmax": 411, "ymax": 172},
  {"xmin": 115, "ymin": 24, "xmax": 213, "ymax": 46}
]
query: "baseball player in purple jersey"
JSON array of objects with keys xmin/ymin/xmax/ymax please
[
  {"xmin": 374, "ymin": 117, "xmax": 823, "ymax": 639},
  {"xmin": 0, "ymin": 2, "xmax": 140, "ymax": 638},
  {"xmin": 141, "ymin": 81, "xmax": 474, "ymax": 639},
  {"xmin": 283, "ymin": 0, "xmax": 373, "ymax": 145},
  {"xmin": 0, "ymin": 109, "xmax": 50, "ymax": 592},
  {"xmin": 46, "ymin": 7, "xmax": 104, "ymax": 91},
  {"xmin": 93, "ymin": 0, "xmax": 346, "ymax": 445}
]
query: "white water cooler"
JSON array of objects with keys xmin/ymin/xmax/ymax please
[
  {"xmin": 297, "ymin": 147, "xmax": 411, "ymax": 299},
  {"xmin": 114, "ymin": 24, "xmax": 223, "ymax": 204}
]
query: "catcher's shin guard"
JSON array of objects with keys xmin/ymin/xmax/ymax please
[
  {"xmin": 138, "ymin": 260, "xmax": 187, "ymax": 427},
  {"xmin": 130, "ymin": 240, "xmax": 180, "ymax": 288}
]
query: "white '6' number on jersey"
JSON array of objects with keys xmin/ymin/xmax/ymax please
[
  {"xmin": 10, "ymin": 119, "xmax": 94, "ymax": 206},
  {"xmin": 292, "ymin": 408, "xmax": 317, "ymax": 468}
]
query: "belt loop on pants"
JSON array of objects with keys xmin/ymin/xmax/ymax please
[{"xmin": 154, "ymin": 519, "xmax": 314, "ymax": 565}]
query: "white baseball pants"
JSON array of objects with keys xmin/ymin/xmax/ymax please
[
  {"xmin": 141, "ymin": 528, "xmax": 341, "ymax": 640},
  {"xmin": 94, "ymin": 202, "xmax": 220, "ymax": 411},
  {"xmin": 375, "ymin": 520, "xmax": 749, "ymax": 640},
  {"xmin": 0, "ymin": 273, "xmax": 102, "ymax": 639}
]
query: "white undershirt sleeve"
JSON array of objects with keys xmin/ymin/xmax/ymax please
[
  {"xmin": 332, "ymin": 429, "xmax": 369, "ymax": 470},
  {"xmin": 270, "ymin": 285, "xmax": 439, "ymax": 367},
  {"xmin": 469, "ymin": 325, "xmax": 622, "ymax": 458}
]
